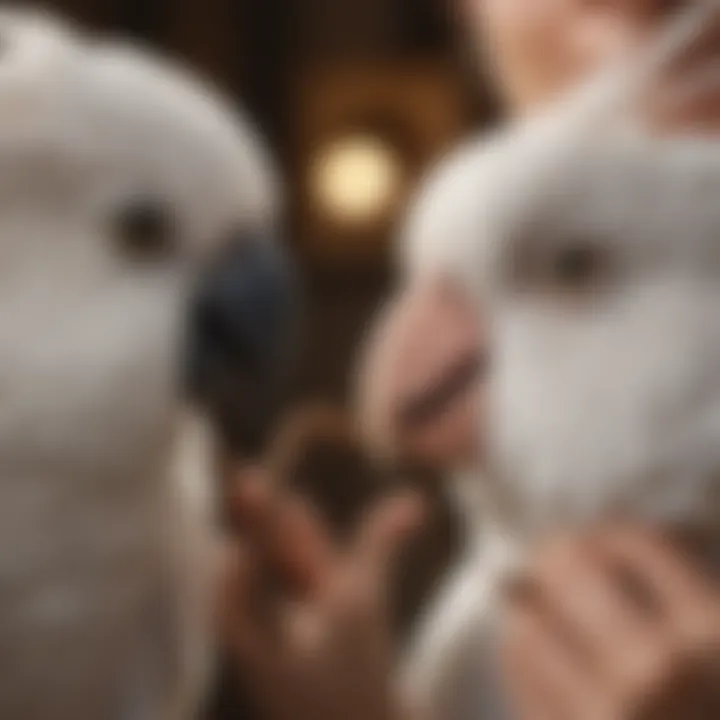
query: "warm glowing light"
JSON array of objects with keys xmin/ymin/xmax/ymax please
[{"xmin": 310, "ymin": 134, "xmax": 403, "ymax": 226}]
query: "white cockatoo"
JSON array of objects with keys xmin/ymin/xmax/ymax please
[
  {"xmin": 360, "ymin": 2, "xmax": 720, "ymax": 719},
  {"xmin": 0, "ymin": 10, "xmax": 295, "ymax": 720}
]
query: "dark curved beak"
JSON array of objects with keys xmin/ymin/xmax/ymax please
[{"xmin": 186, "ymin": 229, "xmax": 299, "ymax": 455}]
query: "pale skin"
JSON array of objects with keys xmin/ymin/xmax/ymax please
[
  {"xmin": 219, "ymin": 477, "xmax": 720, "ymax": 720},
  {"xmin": 218, "ymin": 471, "xmax": 424, "ymax": 720},
  {"xmin": 220, "ymin": 1, "xmax": 720, "ymax": 718},
  {"xmin": 502, "ymin": 529, "xmax": 720, "ymax": 720}
]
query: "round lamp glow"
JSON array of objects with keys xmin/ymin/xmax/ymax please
[{"xmin": 310, "ymin": 134, "xmax": 404, "ymax": 226}]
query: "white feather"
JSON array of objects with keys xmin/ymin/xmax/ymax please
[
  {"xmin": 0, "ymin": 10, "xmax": 276, "ymax": 719},
  {"xmin": 400, "ymin": 3, "xmax": 720, "ymax": 718}
]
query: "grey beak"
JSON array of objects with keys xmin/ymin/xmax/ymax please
[{"xmin": 186, "ymin": 228, "xmax": 298, "ymax": 453}]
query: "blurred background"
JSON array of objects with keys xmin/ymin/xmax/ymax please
[{"xmin": 43, "ymin": 2, "xmax": 498, "ymax": 717}]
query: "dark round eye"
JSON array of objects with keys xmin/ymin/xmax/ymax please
[
  {"xmin": 552, "ymin": 243, "xmax": 606, "ymax": 288},
  {"xmin": 112, "ymin": 199, "xmax": 176, "ymax": 261}
]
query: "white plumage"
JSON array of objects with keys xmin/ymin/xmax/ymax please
[
  {"xmin": 0, "ymin": 11, "xmax": 278, "ymax": 719},
  {"xmin": 398, "ymin": 3, "xmax": 720, "ymax": 718}
]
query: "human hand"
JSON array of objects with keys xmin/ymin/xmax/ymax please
[
  {"xmin": 217, "ymin": 470, "xmax": 424, "ymax": 720},
  {"xmin": 502, "ymin": 527, "xmax": 720, "ymax": 720}
]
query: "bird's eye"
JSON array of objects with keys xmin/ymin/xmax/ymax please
[
  {"xmin": 111, "ymin": 199, "xmax": 177, "ymax": 261},
  {"xmin": 551, "ymin": 243, "xmax": 606, "ymax": 289}
]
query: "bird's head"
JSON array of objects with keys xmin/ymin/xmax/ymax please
[
  {"xmin": 0, "ymin": 10, "xmax": 297, "ymax": 458},
  {"xmin": 357, "ymin": 2, "xmax": 720, "ymax": 541}
]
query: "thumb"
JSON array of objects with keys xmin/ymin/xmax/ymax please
[{"xmin": 353, "ymin": 491, "xmax": 426, "ymax": 593}]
